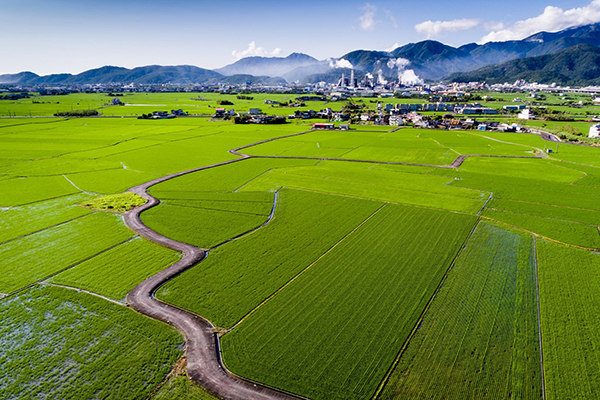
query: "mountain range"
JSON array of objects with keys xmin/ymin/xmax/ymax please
[{"xmin": 3, "ymin": 23, "xmax": 600, "ymax": 86}]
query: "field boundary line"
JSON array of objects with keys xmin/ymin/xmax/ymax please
[
  {"xmin": 37, "ymin": 282, "xmax": 128, "ymax": 307},
  {"xmin": 225, "ymin": 203, "xmax": 387, "ymax": 333},
  {"xmin": 209, "ymin": 190, "xmax": 279, "ymax": 250},
  {"xmin": 372, "ymin": 216, "xmax": 481, "ymax": 400},
  {"xmin": 478, "ymin": 192, "xmax": 493, "ymax": 215},
  {"xmin": 3, "ymin": 236, "xmax": 136, "ymax": 299},
  {"xmin": 62, "ymin": 174, "xmax": 101, "ymax": 195},
  {"xmin": 533, "ymin": 237, "xmax": 547, "ymax": 400}
]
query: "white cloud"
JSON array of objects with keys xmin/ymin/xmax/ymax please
[
  {"xmin": 231, "ymin": 41, "xmax": 282, "ymax": 60},
  {"xmin": 359, "ymin": 3, "xmax": 377, "ymax": 31},
  {"xmin": 384, "ymin": 9, "xmax": 398, "ymax": 28},
  {"xmin": 329, "ymin": 58, "xmax": 353, "ymax": 69},
  {"xmin": 415, "ymin": 18, "xmax": 480, "ymax": 38},
  {"xmin": 481, "ymin": 0, "xmax": 600, "ymax": 43}
]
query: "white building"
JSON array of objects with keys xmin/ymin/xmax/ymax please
[
  {"xmin": 589, "ymin": 124, "xmax": 600, "ymax": 138},
  {"xmin": 518, "ymin": 109, "xmax": 533, "ymax": 120}
]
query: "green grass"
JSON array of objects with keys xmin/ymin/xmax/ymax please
[
  {"xmin": 152, "ymin": 373, "xmax": 221, "ymax": 400},
  {"xmin": 537, "ymin": 240, "xmax": 600, "ymax": 400},
  {"xmin": 157, "ymin": 188, "xmax": 382, "ymax": 328},
  {"xmin": 378, "ymin": 221, "xmax": 541, "ymax": 399},
  {"xmin": 221, "ymin": 204, "xmax": 477, "ymax": 400},
  {"xmin": 0, "ymin": 212, "xmax": 134, "ymax": 294},
  {"xmin": 50, "ymin": 236, "xmax": 180, "ymax": 301},
  {"xmin": 0, "ymin": 285, "xmax": 182, "ymax": 400},
  {"xmin": 80, "ymin": 192, "xmax": 147, "ymax": 213}
]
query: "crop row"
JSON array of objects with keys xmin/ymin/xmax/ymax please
[
  {"xmin": 142, "ymin": 203, "xmax": 270, "ymax": 249},
  {"xmin": 537, "ymin": 240, "xmax": 600, "ymax": 400},
  {"xmin": 51, "ymin": 236, "xmax": 180, "ymax": 301},
  {"xmin": 482, "ymin": 209, "xmax": 600, "ymax": 249},
  {"xmin": 0, "ymin": 212, "xmax": 134, "ymax": 293},
  {"xmin": 157, "ymin": 188, "xmax": 383, "ymax": 328},
  {"xmin": 221, "ymin": 204, "xmax": 477, "ymax": 400},
  {"xmin": 239, "ymin": 160, "xmax": 486, "ymax": 213},
  {"xmin": 379, "ymin": 221, "xmax": 542, "ymax": 399},
  {"xmin": 0, "ymin": 193, "xmax": 92, "ymax": 243}
]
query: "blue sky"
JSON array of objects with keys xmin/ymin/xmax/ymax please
[{"xmin": 1, "ymin": 0, "xmax": 599, "ymax": 74}]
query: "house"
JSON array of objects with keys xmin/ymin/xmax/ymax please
[
  {"xmin": 249, "ymin": 108, "xmax": 260, "ymax": 115},
  {"xmin": 339, "ymin": 124, "xmax": 350, "ymax": 130},
  {"xmin": 312, "ymin": 123, "xmax": 335, "ymax": 130},
  {"xmin": 503, "ymin": 105, "xmax": 527, "ymax": 111},
  {"xmin": 518, "ymin": 109, "xmax": 533, "ymax": 120},
  {"xmin": 589, "ymin": 124, "xmax": 600, "ymax": 138},
  {"xmin": 389, "ymin": 115, "xmax": 403, "ymax": 126},
  {"xmin": 171, "ymin": 109, "xmax": 186, "ymax": 116}
]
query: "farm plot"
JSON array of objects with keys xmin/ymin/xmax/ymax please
[
  {"xmin": 157, "ymin": 188, "xmax": 382, "ymax": 328},
  {"xmin": 0, "ymin": 193, "xmax": 93, "ymax": 243},
  {"xmin": 447, "ymin": 168, "xmax": 600, "ymax": 211},
  {"xmin": 0, "ymin": 175, "xmax": 81, "ymax": 207},
  {"xmin": 148, "ymin": 157, "xmax": 316, "ymax": 194},
  {"xmin": 0, "ymin": 212, "xmax": 134, "ymax": 294},
  {"xmin": 154, "ymin": 190, "xmax": 274, "ymax": 215},
  {"xmin": 142, "ymin": 203, "xmax": 270, "ymax": 249},
  {"xmin": 537, "ymin": 241, "xmax": 600, "ymax": 400},
  {"xmin": 51, "ymin": 236, "xmax": 180, "ymax": 301},
  {"xmin": 378, "ymin": 221, "xmax": 541, "ymax": 400},
  {"xmin": 482, "ymin": 209, "xmax": 600, "ymax": 249},
  {"xmin": 0, "ymin": 285, "xmax": 182, "ymax": 400},
  {"xmin": 421, "ymin": 130, "xmax": 539, "ymax": 156},
  {"xmin": 239, "ymin": 160, "xmax": 486, "ymax": 213},
  {"xmin": 244, "ymin": 128, "xmax": 459, "ymax": 165},
  {"xmin": 487, "ymin": 198, "xmax": 600, "ymax": 226},
  {"xmin": 221, "ymin": 204, "xmax": 477, "ymax": 400}
]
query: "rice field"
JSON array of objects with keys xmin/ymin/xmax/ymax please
[
  {"xmin": 0, "ymin": 285, "xmax": 182, "ymax": 400},
  {"xmin": 221, "ymin": 205, "xmax": 477, "ymax": 399},
  {"xmin": 378, "ymin": 221, "xmax": 542, "ymax": 399},
  {"xmin": 2, "ymin": 96, "xmax": 600, "ymax": 399}
]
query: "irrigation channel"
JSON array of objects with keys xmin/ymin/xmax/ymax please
[{"xmin": 125, "ymin": 128, "xmax": 553, "ymax": 399}]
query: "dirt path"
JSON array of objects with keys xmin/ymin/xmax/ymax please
[{"xmin": 124, "ymin": 160, "xmax": 302, "ymax": 400}]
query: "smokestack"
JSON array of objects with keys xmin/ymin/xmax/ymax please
[{"xmin": 350, "ymin": 69, "xmax": 355, "ymax": 88}]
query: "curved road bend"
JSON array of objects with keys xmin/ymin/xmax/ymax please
[{"xmin": 125, "ymin": 159, "xmax": 300, "ymax": 400}]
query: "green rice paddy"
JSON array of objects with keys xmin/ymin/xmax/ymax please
[{"xmin": 1, "ymin": 93, "xmax": 600, "ymax": 399}]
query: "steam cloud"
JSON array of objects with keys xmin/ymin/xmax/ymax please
[
  {"xmin": 329, "ymin": 58, "xmax": 354, "ymax": 69},
  {"xmin": 386, "ymin": 57, "xmax": 424, "ymax": 86}
]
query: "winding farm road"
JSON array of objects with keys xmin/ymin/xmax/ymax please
[
  {"xmin": 125, "ymin": 160, "xmax": 302, "ymax": 400},
  {"xmin": 123, "ymin": 127, "xmax": 548, "ymax": 399}
]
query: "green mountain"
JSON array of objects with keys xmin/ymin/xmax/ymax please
[{"xmin": 446, "ymin": 44, "xmax": 600, "ymax": 86}]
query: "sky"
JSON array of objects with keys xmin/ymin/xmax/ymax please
[{"xmin": 1, "ymin": 0, "xmax": 600, "ymax": 75}]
